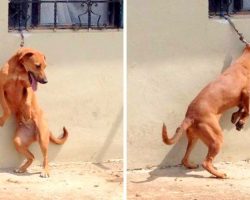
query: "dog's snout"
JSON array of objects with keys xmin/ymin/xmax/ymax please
[
  {"xmin": 41, "ymin": 79, "xmax": 48, "ymax": 84},
  {"xmin": 40, "ymin": 77, "xmax": 48, "ymax": 84}
]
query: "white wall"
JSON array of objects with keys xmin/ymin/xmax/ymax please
[
  {"xmin": 0, "ymin": 1, "xmax": 123, "ymax": 168},
  {"xmin": 128, "ymin": 0, "xmax": 250, "ymax": 169}
]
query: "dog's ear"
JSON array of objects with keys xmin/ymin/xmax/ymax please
[{"xmin": 17, "ymin": 48, "xmax": 34, "ymax": 63}]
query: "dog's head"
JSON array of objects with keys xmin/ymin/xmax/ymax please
[{"xmin": 18, "ymin": 48, "xmax": 47, "ymax": 91}]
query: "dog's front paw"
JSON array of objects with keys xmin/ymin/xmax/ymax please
[
  {"xmin": 231, "ymin": 112, "xmax": 240, "ymax": 124},
  {"xmin": 236, "ymin": 120, "xmax": 244, "ymax": 131}
]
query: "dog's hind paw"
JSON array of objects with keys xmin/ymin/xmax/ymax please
[
  {"xmin": 215, "ymin": 173, "xmax": 228, "ymax": 179},
  {"xmin": 221, "ymin": 173, "xmax": 229, "ymax": 179},
  {"xmin": 40, "ymin": 171, "xmax": 50, "ymax": 178},
  {"xmin": 14, "ymin": 168, "xmax": 26, "ymax": 173},
  {"xmin": 182, "ymin": 160, "xmax": 199, "ymax": 169}
]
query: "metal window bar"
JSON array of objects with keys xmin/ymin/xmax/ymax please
[
  {"xmin": 208, "ymin": 0, "xmax": 247, "ymax": 17},
  {"xmin": 8, "ymin": 0, "xmax": 123, "ymax": 31}
]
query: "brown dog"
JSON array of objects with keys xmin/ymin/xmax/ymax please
[
  {"xmin": 162, "ymin": 45, "xmax": 250, "ymax": 178},
  {"xmin": 0, "ymin": 48, "xmax": 68, "ymax": 177}
]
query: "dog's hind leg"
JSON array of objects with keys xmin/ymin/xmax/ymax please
[
  {"xmin": 38, "ymin": 130, "xmax": 50, "ymax": 178},
  {"xmin": 14, "ymin": 146, "xmax": 34, "ymax": 173},
  {"xmin": 182, "ymin": 130, "xmax": 199, "ymax": 169},
  {"xmin": 13, "ymin": 124, "xmax": 36, "ymax": 173},
  {"xmin": 198, "ymin": 122, "xmax": 226, "ymax": 178}
]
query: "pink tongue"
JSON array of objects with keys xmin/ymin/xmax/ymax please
[{"xmin": 30, "ymin": 74, "xmax": 37, "ymax": 91}]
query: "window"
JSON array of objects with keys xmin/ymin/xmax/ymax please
[
  {"xmin": 209, "ymin": 0, "xmax": 250, "ymax": 17},
  {"xmin": 8, "ymin": 0, "xmax": 123, "ymax": 31}
]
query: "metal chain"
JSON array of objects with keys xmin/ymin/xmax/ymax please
[
  {"xmin": 20, "ymin": 31, "xmax": 24, "ymax": 47},
  {"xmin": 224, "ymin": 15, "xmax": 249, "ymax": 46}
]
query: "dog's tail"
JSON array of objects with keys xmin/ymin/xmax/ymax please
[
  {"xmin": 50, "ymin": 127, "xmax": 68, "ymax": 145},
  {"xmin": 162, "ymin": 118, "xmax": 192, "ymax": 145}
]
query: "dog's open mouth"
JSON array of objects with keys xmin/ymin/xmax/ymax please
[{"xmin": 28, "ymin": 71, "xmax": 38, "ymax": 91}]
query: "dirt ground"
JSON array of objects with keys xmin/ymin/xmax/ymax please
[
  {"xmin": 128, "ymin": 160, "xmax": 250, "ymax": 200},
  {"xmin": 0, "ymin": 160, "xmax": 122, "ymax": 200}
]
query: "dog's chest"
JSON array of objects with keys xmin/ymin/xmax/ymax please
[{"xmin": 4, "ymin": 79, "xmax": 28, "ymax": 107}]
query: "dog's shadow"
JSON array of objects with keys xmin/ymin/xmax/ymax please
[
  {"xmin": 131, "ymin": 166, "xmax": 208, "ymax": 184},
  {"xmin": 131, "ymin": 137, "xmax": 207, "ymax": 184},
  {"xmin": 0, "ymin": 168, "xmax": 40, "ymax": 177}
]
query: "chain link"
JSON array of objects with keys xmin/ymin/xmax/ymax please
[{"xmin": 20, "ymin": 31, "xmax": 24, "ymax": 47}]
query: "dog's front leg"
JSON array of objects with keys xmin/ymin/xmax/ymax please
[
  {"xmin": 231, "ymin": 106, "xmax": 243, "ymax": 124},
  {"xmin": 34, "ymin": 115, "xmax": 50, "ymax": 178},
  {"xmin": 0, "ymin": 87, "xmax": 11, "ymax": 126},
  {"xmin": 22, "ymin": 87, "xmax": 33, "ymax": 121},
  {"xmin": 235, "ymin": 89, "xmax": 250, "ymax": 131}
]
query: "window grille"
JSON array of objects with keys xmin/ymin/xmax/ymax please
[
  {"xmin": 209, "ymin": 0, "xmax": 250, "ymax": 17},
  {"xmin": 9, "ymin": 0, "xmax": 123, "ymax": 31}
]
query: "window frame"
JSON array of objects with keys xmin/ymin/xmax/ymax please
[
  {"xmin": 209, "ymin": 0, "xmax": 250, "ymax": 18},
  {"xmin": 8, "ymin": 0, "xmax": 123, "ymax": 31}
]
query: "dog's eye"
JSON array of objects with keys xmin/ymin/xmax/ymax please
[{"xmin": 35, "ymin": 64, "xmax": 41, "ymax": 69}]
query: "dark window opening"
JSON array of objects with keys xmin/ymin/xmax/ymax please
[
  {"xmin": 8, "ymin": 0, "xmax": 123, "ymax": 31},
  {"xmin": 209, "ymin": 0, "xmax": 250, "ymax": 17}
]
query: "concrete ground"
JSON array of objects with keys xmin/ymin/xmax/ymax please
[
  {"xmin": 128, "ymin": 160, "xmax": 250, "ymax": 200},
  {"xmin": 0, "ymin": 160, "xmax": 122, "ymax": 200}
]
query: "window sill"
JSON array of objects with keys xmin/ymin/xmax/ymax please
[
  {"xmin": 8, "ymin": 28, "xmax": 123, "ymax": 34},
  {"xmin": 209, "ymin": 11, "xmax": 250, "ymax": 19}
]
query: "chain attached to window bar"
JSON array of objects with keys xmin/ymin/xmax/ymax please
[
  {"xmin": 224, "ymin": 15, "xmax": 249, "ymax": 46},
  {"xmin": 20, "ymin": 31, "xmax": 24, "ymax": 47}
]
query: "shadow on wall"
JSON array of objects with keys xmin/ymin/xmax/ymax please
[
  {"xmin": 0, "ymin": 118, "xmax": 23, "ymax": 168},
  {"xmin": 93, "ymin": 108, "xmax": 122, "ymax": 169},
  {"xmin": 221, "ymin": 53, "xmax": 232, "ymax": 73}
]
